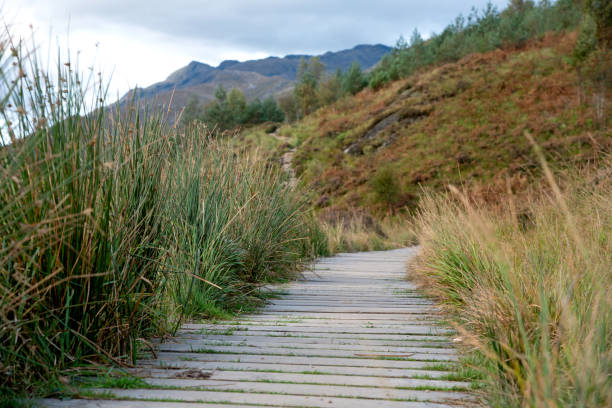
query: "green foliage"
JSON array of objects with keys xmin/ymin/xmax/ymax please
[
  {"xmin": 184, "ymin": 85, "xmax": 284, "ymax": 130},
  {"xmin": 572, "ymin": 14, "xmax": 598, "ymax": 65},
  {"xmin": 572, "ymin": 2, "xmax": 610, "ymax": 127},
  {"xmin": 342, "ymin": 62, "xmax": 367, "ymax": 95},
  {"xmin": 583, "ymin": 0, "xmax": 612, "ymax": 49},
  {"xmin": 294, "ymin": 57, "xmax": 325, "ymax": 118},
  {"xmin": 288, "ymin": 57, "xmax": 370, "ymax": 118},
  {"xmin": 278, "ymin": 93, "xmax": 298, "ymax": 123},
  {"xmin": 370, "ymin": 166, "xmax": 402, "ymax": 210},
  {"xmin": 183, "ymin": 95, "xmax": 201, "ymax": 124},
  {"xmin": 0, "ymin": 29, "xmax": 322, "ymax": 400},
  {"xmin": 369, "ymin": 0, "xmax": 582, "ymax": 88},
  {"xmin": 317, "ymin": 69, "xmax": 344, "ymax": 105}
]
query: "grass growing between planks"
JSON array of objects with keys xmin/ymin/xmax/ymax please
[
  {"xmin": 0, "ymin": 30, "xmax": 326, "ymax": 401},
  {"xmin": 411, "ymin": 154, "xmax": 612, "ymax": 406}
]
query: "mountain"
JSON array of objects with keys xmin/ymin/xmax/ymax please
[{"xmin": 117, "ymin": 44, "xmax": 391, "ymax": 122}]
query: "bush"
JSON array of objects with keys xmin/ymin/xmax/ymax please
[{"xmin": 370, "ymin": 166, "xmax": 402, "ymax": 210}]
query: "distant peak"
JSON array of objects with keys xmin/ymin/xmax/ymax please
[
  {"xmin": 218, "ymin": 60, "xmax": 240, "ymax": 70},
  {"xmin": 186, "ymin": 60, "xmax": 213, "ymax": 69}
]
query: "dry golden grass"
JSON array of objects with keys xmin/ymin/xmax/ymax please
[
  {"xmin": 320, "ymin": 211, "xmax": 417, "ymax": 253},
  {"xmin": 410, "ymin": 155, "xmax": 612, "ymax": 406}
]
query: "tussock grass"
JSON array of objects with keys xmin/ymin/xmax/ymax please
[
  {"xmin": 0, "ymin": 30, "xmax": 325, "ymax": 399},
  {"xmin": 411, "ymin": 156, "xmax": 612, "ymax": 406}
]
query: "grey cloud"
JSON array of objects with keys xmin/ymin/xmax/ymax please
[{"xmin": 24, "ymin": 0, "xmax": 509, "ymax": 58}]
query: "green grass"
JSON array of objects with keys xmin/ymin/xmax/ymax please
[
  {"xmin": 80, "ymin": 373, "xmax": 148, "ymax": 390},
  {"xmin": 0, "ymin": 28, "xmax": 327, "ymax": 402}
]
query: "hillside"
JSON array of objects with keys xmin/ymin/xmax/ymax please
[
  {"xmin": 118, "ymin": 44, "xmax": 391, "ymax": 122},
  {"xmin": 259, "ymin": 32, "xmax": 610, "ymax": 215}
]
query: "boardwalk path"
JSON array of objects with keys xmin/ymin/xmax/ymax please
[{"xmin": 44, "ymin": 248, "xmax": 474, "ymax": 407}]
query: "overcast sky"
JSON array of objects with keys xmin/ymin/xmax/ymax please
[{"xmin": 5, "ymin": 0, "xmax": 508, "ymax": 100}]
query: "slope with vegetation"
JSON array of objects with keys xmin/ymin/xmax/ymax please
[{"xmin": 261, "ymin": 0, "xmax": 609, "ymax": 217}]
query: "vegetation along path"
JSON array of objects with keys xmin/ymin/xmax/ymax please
[{"xmin": 43, "ymin": 248, "xmax": 475, "ymax": 407}]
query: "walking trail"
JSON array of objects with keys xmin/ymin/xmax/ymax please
[{"xmin": 43, "ymin": 248, "xmax": 475, "ymax": 408}]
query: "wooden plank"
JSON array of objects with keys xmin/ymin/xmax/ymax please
[
  {"xmin": 157, "ymin": 344, "xmax": 459, "ymax": 361},
  {"xmin": 140, "ymin": 368, "xmax": 471, "ymax": 388},
  {"xmin": 182, "ymin": 324, "xmax": 453, "ymax": 335},
  {"xmin": 133, "ymin": 361, "xmax": 454, "ymax": 378},
  {"xmin": 93, "ymin": 386, "xmax": 474, "ymax": 403},
  {"xmin": 165, "ymin": 340, "xmax": 458, "ymax": 355},
  {"xmin": 149, "ymin": 352, "xmax": 456, "ymax": 369},
  {"xmin": 175, "ymin": 334, "xmax": 452, "ymax": 347}
]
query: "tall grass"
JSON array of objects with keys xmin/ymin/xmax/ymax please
[
  {"xmin": 163, "ymin": 126, "xmax": 327, "ymax": 319},
  {"xmin": 412, "ymin": 158, "xmax": 612, "ymax": 406},
  {"xmin": 0, "ymin": 30, "xmax": 325, "ymax": 398},
  {"xmin": 320, "ymin": 211, "xmax": 416, "ymax": 253}
]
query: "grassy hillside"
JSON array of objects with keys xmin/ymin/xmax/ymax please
[{"xmin": 261, "ymin": 31, "xmax": 609, "ymax": 215}]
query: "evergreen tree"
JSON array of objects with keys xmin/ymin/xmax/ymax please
[
  {"xmin": 227, "ymin": 88, "xmax": 247, "ymax": 125},
  {"xmin": 182, "ymin": 95, "xmax": 201, "ymax": 125},
  {"xmin": 294, "ymin": 57, "xmax": 324, "ymax": 117},
  {"xmin": 342, "ymin": 62, "xmax": 367, "ymax": 95},
  {"xmin": 262, "ymin": 97, "xmax": 285, "ymax": 122},
  {"xmin": 245, "ymin": 98, "xmax": 264, "ymax": 123},
  {"xmin": 317, "ymin": 69, "xmax": 344, "ymax": 105},
  {"xmin": 214, "ymin": 84, "xmax": 227, "ymax": 102}
]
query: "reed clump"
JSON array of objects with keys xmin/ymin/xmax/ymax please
[
  {"xmin": 412, "ymin": 159, "xmax": 612, "ymax": 406},
  {"xmin": 0, "ymin": 31, "xmax": 325, "ymax": 398}
]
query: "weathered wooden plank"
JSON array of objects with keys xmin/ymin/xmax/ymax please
[
  {"xmin": 175, "ymin": 334, "xmax": 452, "ymax": 347},
  {"xmin": 139, "ymin": 368, "xmax": 470, "ymax": 388},
  {"xmin": 92, "ymin": 386, "xmax": 474, "ymax": 403},
  {"xmin": 183, "ymin": 324, "xmax": 453, "ymax": 335},
  {"xmin": 164, "ymin": 340, "xmax": 458, "ymax": 355},
  {"xmin": 157, "ymin": 344, "xmax": 459, "ymax": 361},
  {"xmin": 149, "ymin": 352, "xmax": 455, "ymax": 369},
  {"xmin": 132, "ymin": 362, "xmax": 454, "ymax": 378}
]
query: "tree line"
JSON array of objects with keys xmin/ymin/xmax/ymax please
[
  {"xmin": 182, "ymin": 86, "xmax": 285, "ymax": 130},
  {"xmin": 182, "ymin": 59, "xmax": 368, "ymax": 129},
  {"xmin": 278, "ymin": 59, "xmax": 368, "ymax": 122},
  {"xmin": 367, "ymin": 0, "xmax": 607, "ymax": 89}
]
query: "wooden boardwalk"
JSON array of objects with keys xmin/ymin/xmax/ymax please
[{"xmin": 43, "ymin": 248, "xmax": 474, "ymax": 407}]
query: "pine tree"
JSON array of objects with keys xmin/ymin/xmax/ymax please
[
  {"xmin": 182, "ymin": 95, "xmax": 201, "ymax": 125},
  {"xmin": 342, "ymin": 62, "xmax": 367, "ymax": 95}
]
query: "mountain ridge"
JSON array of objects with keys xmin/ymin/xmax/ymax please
[{"xmin": 118, "ymin": 43, "xmax": 391, "ymax": 122}]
